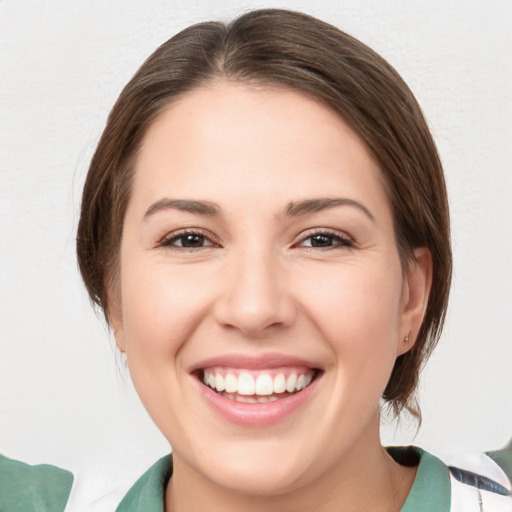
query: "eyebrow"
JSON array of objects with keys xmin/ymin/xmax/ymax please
[
  {"xmin": 285, "ymin": 197, "xmax": 375, "ymax": 221},
  {"xmin": 143, "ymin": 196, "xmax": 375, "ymax": 222},
  {"xmin": 144, "ymin": 199, "xmax": 221, "ymax": 219}
]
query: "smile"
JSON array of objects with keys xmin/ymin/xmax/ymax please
[
  {"xmin": 201, "ymin": 367, "xmax": 316, "ymax": 403},
  {"xmin": 192, "ymin": 355, "xmax": 322, "ymax": 426}
]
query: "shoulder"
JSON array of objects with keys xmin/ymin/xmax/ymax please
[
  {"xmin": 445, "ymin": 443, "xmax": 512, "ymax": 512},
  {"xmin": 0, "ymin": 453, "xmax": 73, "ymax": 512},
  {"xmin": 448, "ymin": 464, "xmax": 511, "ymax": 512},
  {"xmin": 487, "ymin": 439, "xmax": 512, "ymax": 484},
  {"xmin": 115, "ymin": 454, "xmax": 173, "ymax": 512},
  {"xmin": 425, "ymin": 446, "xmax": 512, "ymax": 512},
  {"xmin": 389, "ymin": 446, "xmax": 512, "ymax": 512}
]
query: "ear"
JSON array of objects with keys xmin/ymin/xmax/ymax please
[{"xmin": 397, "ymin": 247, "xmax": 433, "ymax": 356}]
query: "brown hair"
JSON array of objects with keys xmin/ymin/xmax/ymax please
[{"xmin": 77, "ymin": 8, "xmax": 451, "ymax": 417}]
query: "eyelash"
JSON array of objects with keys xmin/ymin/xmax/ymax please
[
  {"xmin": 157, "ymin": 228, "xmax": 354, "ymax": 251},
  {"xmin": 294, "ymin": 228, "xmax": 354, "ymax": 250},
  {"xmin": 158, "ymin": 228, "xmax": 218, "ymax": 250}
]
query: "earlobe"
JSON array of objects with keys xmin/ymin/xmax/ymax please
[
  {"xmin": 397, "ymin": 248, "xmax": 433, "ymax": 356},
  {"xmin": 401, "ymin": 331, "xmax": 412, "ymax": 352}
]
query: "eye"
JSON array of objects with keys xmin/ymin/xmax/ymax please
[
  {"xmin": 159, "ymin": 229, "xmax": 217, "ymax": 249},
  {"xmin": 296, "ymin": 230, "xmax": 354, "ymax": 249}
]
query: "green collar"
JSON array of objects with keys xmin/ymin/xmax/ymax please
[
  {"xmin": 390, "ymin": 447, "xmax": 451, "ymax": 512},
  {"xmin": 116, "ymin": 447, "xmax": 451, "ymax": 512},
  {"xmin": 116, "ymin": 455, "xmax": 172, "ymax": 512},
  {"xmin": 0, "ymin": 454, "xmax": 74, "ymax": 512}
]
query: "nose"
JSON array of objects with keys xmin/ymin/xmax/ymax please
[{"xmin": 213, "ymin": 247, "xmax": 297, "ymax": 338}]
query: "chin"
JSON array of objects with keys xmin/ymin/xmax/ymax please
[
  {"xmin": 181, "ymin": 434, "xmax": 329, "ymax": 499},
  {"xmin": 209, "ymin": 458, "xmax": 311, "ymax": 497}
]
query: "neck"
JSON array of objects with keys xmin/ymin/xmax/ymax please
[{"xmin": 166, "ymin": 414, "xmax": 417, "ymax": 512}]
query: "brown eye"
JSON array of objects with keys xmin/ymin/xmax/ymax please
[
  {"xmin": 160, "ymin": 231, "xmax": 215, "ymax": 249},
  {"xmin": 298, "ymin": 231, "xmax": 353, "ymax": 249},
  {"xmin": 178, "ymin": 234, "xmax": 207, "ymax": 248},
  {"xmin": 309, "ymin": 234, "xmax": 334, "ymax": 247}
]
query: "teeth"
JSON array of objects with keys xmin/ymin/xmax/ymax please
[
  {"xmin": 202, "ymin": 368, "xmax": 315, "ymax": 397},
  {"xmin": 215, "ymin": 373, "xmax": 225, "ymax": 392},
  {"xmin": 238, "ymin": 372, "xmax": 255, "ymax": 395},
  {"xmin": 223, "ymin": 393, "xmax": 282, "ymax": 404},
  {"xmin": 273, "ymin": 373, "xmax": 286, "ymax": 393},
  {"xmin": 225, "ymin": 373, "xmax": 238, "ymax": 393},
  {"xmin": 285, "ymin": 374, "xmax": 297, "ymax": 393},
  {"xmin": 255, "ymin": 374, "xmax": 273, "ymax": 395}
]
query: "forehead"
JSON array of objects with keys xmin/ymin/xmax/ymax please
[{"xmin": 130, "ymin": 81, "xmax": 389, "ymax": 218}]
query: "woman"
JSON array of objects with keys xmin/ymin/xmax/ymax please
[{"xmin": 76, "ymin": 9, "xmax": 511, "ymax": 511}]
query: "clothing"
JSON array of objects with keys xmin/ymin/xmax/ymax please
[
  {"xmin": 488, "ymin": 439, "xmax": 512, "ymax": 484},
  {"xmin": 116, "ymin": 456, "xmax": 172, "ymax": 512},
  {"xmin": 115, "ymin": 447, "xmax": 512, "ymax": 511},
  {"xmin": 0, "ymin": 454, "xmax": 73, "ymax": 512}
]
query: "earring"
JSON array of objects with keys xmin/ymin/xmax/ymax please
[{"xmin": 404, "ymin": 332, "xmax": 411, "ymax": 343}]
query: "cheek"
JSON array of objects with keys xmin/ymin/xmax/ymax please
[
  {"xmin": 117, "ymin": 259, "xmax": 213, "ymax": 430},
  {"xmin": 120, "ymin": 263, "xmax": 210, "ymax": 358},
  {"xmin": 298, "ymin": 260, "xmax": 403, "ymax": 367}
]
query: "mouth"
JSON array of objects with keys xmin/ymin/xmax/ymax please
[
  {"xmin": 191, "ymin": 354, "xmax": 322, "ymax": 426},
  {"xmin": 199, "ymin": 366, "xmax": 319, "ymax": 404}
]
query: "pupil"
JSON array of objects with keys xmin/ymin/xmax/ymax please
[
  {"xmin": 183, "ymin": 234, "xmax": 203, "ymax": 247},
  {"xmin": 311, "ymin": 234, "xmax": 332, "ymax": 247}
]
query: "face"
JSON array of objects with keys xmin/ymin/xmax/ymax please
[{"xmin": 113, "ymin": 82, "xmax": 430, "ymax": 496}]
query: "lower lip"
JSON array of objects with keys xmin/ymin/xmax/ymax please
[{"xmin": 194, "ymin": 374, "xmax": 320, "ymax": 427}]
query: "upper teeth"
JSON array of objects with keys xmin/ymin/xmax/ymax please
[{"xmin": 202, "ymin": 369, "xmax": 314, "ymax": 396}]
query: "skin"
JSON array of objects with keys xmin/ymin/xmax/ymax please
[{"xmin": 111, "ymin": 82, "xmax": 432, "ymax": 511}]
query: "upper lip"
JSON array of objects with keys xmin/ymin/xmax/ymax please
[{"xmin": 189, "ymin": 352, "xmax": 322, "ymax": 373}]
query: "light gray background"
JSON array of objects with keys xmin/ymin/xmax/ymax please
[{"xmin": 1, "ymin": 0, "xmax": 511, "ymax": 506}]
